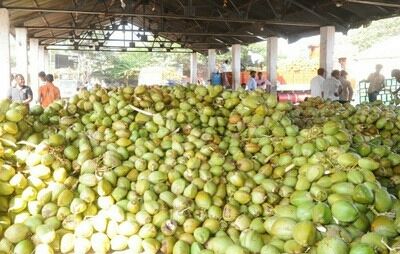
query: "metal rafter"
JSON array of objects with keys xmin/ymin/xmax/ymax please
[
  {"xmin": 285, "ymin": 0, "xmax": 347, "ymax": 29},
  {"xmin": 345, "ymin": 0, "xmax": 400, "ymax": 8},
  {"xmin": 245, "ymin": 0, "xmax": 255, "ymax": 19},
  {"xmin": 266, "ymin": 0, "xmax": 280, "ymax": 19},
  {"xmin": 77, "ymin": 1, "xmax": 101, "ymax": 45},
  {"xmin": 31, "ymin": 0, "xmax": 55, "ymax": 38},
  {"xmin": 5, "ymin": 6, "xmax": 321, "ymax": 27},
  {"xmin": 41, "ymin": 43, "xmax": 187, "ymax": 48},
  {"xmin": 17, "ymin": 25, "xmax": 284, "ymax": 38},
  {"xmin": 227, "ymin": 0, "xmax": 241, "ymax": 16},
  {"xmin": 45, "ymin": 47, "xmax": 193, "ymax": 53}
]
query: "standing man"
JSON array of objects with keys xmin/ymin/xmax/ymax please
[
  {"xmin": 322, "ymin": 70, "xmax": 341, "ymax": 101},
  {"xmin": 367, "ymin": 64, "xmax": 385, "ymax": 102},
  {"xmin": 310, "ymin": 68, "xmax": 325, "ymax": 98},
  {"xmin": 391, "ymin": 69, "xmax": 400, "ymax": 95},
  {"xmin": 256, "ymin": 72, "xmax": 272, "ymax": 92},
  {"xmin": 38, "ymin": 71, "xmax": 46, "ymax": 84},
  {"xmin": 221, "ymin": 60, "xmax": 231, "ymax": 88},
  {"xmin": 339, "ymin": 70, "xmax": 353, "ymax": 103},
  {"xmin": 246, "ymin": 71, "xmax": 257, "ymax": 91},
  {"xmin": 38, "ymin": 71, "xmax": 46, "ymax": 103},
  {"xmin": 39, "ymin": 74, "xmax": 61, "ymax": 108},
  {"xmin": 9, "ymin": 74, "xmax": 33, "ymax": 106}
]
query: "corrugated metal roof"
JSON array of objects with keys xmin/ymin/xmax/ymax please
[{"xmin": 3, "ymin": 0, "xmax": 400, "ymax": 53}]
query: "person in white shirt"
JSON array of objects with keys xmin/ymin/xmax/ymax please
[
  {"xmin": 322, "ymin": 70, "xmax": 341, "ymax": 101},
  {"xmin": 310, "ymin": 68, "xmax": 325, "ymax": 98},
  {"xmin": 256, "ymin": 72, "xmax": 272, "ymax": 92},
  {"xmin": 246, "ymin": 71, "xmax": 257, "ymax": 91}
]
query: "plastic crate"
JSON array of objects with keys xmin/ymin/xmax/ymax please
[{"xmin": 358, "ymin": 78, "xmax": 399, "ymax": 105}]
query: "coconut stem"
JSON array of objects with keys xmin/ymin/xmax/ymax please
[{"xmin": 129, "ymin": 105, "xmax": 155, "ymax": 116}]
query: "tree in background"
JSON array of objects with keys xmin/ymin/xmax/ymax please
[{"xmin": 349, "ymin": 17, "xmax": 400, "ymax": 51}]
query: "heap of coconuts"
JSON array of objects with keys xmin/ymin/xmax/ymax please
[{"xmin": 1, "ymin": 85, "xmax": 400, "ymax": 254}]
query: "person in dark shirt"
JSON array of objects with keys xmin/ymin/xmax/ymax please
[{"xmin": 12, "ymin": 74, "xmax": 33, "ymax": 105}]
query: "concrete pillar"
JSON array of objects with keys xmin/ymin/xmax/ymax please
[
  {"xmin": 16, "ymin": 28, "xmax": 28, "ymax": 80},
  {"xmin": 29, "ymin": 39, "xmax": 39, "ymax": 102},
  {"xmin": 38, "ymin": 46, "xmax": 45, "ymax": 73},
  {"xmin": 267, "ymin": 37, "xmax": 278, "ymax": 93},
  {"xmin": 44, "ymin": 50, "xmax": 49, "ymax": 73},
  {"xmin": 208, "ymin": 49, "xmax": 216, "ymax": 83},
  {"xmin": 320, "ymin": 26, "xmax": 335, "ymax": 77},
  {"xmin": 232, "ymin": 44, "xmax": 241, "ymax": 90},
  {"xmin": 0, "ymin": 9, "xmax": 11, "ymax": 99},
  {"xmin": 190, "ymin": 52, "xmax": 198, "ymax": 84}
]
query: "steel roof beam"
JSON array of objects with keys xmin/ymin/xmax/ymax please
[
  {"xmin": 45, "ymin": 48, "xmax": 194, "ymax": 53},
  {"xmin": 5, "ymin": 6, "xmax": 321, "ymax": 27},
  {"xmin": 345, "ymin": 0, "xmax": 400, "ymax": 8},
  {"xmin": 18, "ymin": 25, "xmax": 282, "ymax": 37},
  {"xmin": 33, "ymin": 36, "xmax": 225, "ymax": 44},
  {"xmin": 285, "ymin": 0, "xmax": 347, "ymax": 29}
]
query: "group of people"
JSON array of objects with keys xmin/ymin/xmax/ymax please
[
  {"xmin": 8, "ymin": 72, "xmax": 61, "ymax": 108},
  {"xmin": 246, "ymin": 71, "xmax": 272, "ymax": 91},
  {"xmin": 310, "ymin": 68, "xmax": 354, "ymax": 103},
  {"xmin": 309, "ymin": 64, "xmax": 400, "ymax": 103},
  {"xmin": 220, "ymin": 60, "xmax": 272, "ymax": 91}
]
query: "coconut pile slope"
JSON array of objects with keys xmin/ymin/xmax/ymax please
[{"xmin": 0, "ymin": 86, "xmax": 400, "ymax": 254}]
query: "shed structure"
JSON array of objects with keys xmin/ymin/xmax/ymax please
[{"xmin": 0, "ymin": 0, "xmax": 399, "ymax": 93}]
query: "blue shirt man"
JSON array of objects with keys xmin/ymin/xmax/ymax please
[{"xmin": 246, "ymin": 71, "xmax": 257, "ymax": 91}]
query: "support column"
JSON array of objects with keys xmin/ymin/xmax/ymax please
[
  {"xmin": 232, "ymin": 44, "xmax": 241, "ymax": 90},
  {"xmin": 0, "ymin": 9, "xmax": 10, "ymax": 99},
  {"xmin": 190, "ymin": 52, "xmax": 198, "ymax": 84},
  {"xmin": 44, "ymin": 50, "xmax": 49, "ymax": 73},
  {"xmin": 15, "ymin": 28, "xmax": 28, "ymax": 80},
  {"xmin": 267, "ymin": 37, "xmax": 278, "ymax": 93},
  {"xmin": 38, "ymin": 46, "xmax": 45, "ymax": 73},
  {"xmin": 207, "ymin": 49, "xmax": 216, "ymax": 84},
  {"xmin": 29, "ymin": 39, "xmax": 39, "ymax": 102},
  {"xmin": 320, "ymin": 26, "xmax": 335, "ymax": 77}
]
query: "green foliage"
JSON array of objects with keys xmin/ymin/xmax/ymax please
[
  {"xmin": 349, "ymin": 17, "xmax": 400, "ymax": 51},
  {"xmin": 215, "ymin": 41, "xmax": 267, "ymax": 69},
  {"xmin": 89, "ymin": 52, "xmax": 154, "ymax": 83},
  {"xmin": 88, "ymin": 51, "xmax": 190, "ymax": 83},
  {"xmin": 108, "ymin": 52, "xmax": 154, "ymax": 79}
]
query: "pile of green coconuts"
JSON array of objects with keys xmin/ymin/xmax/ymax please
[{"xmin": 1, "ymin": 85, "xmax": 400, "ymax": 254}]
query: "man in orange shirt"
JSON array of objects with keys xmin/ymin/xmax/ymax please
[{"xmin": 39, "ymin": 74, "xmax": 61, "ymax": 107}]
